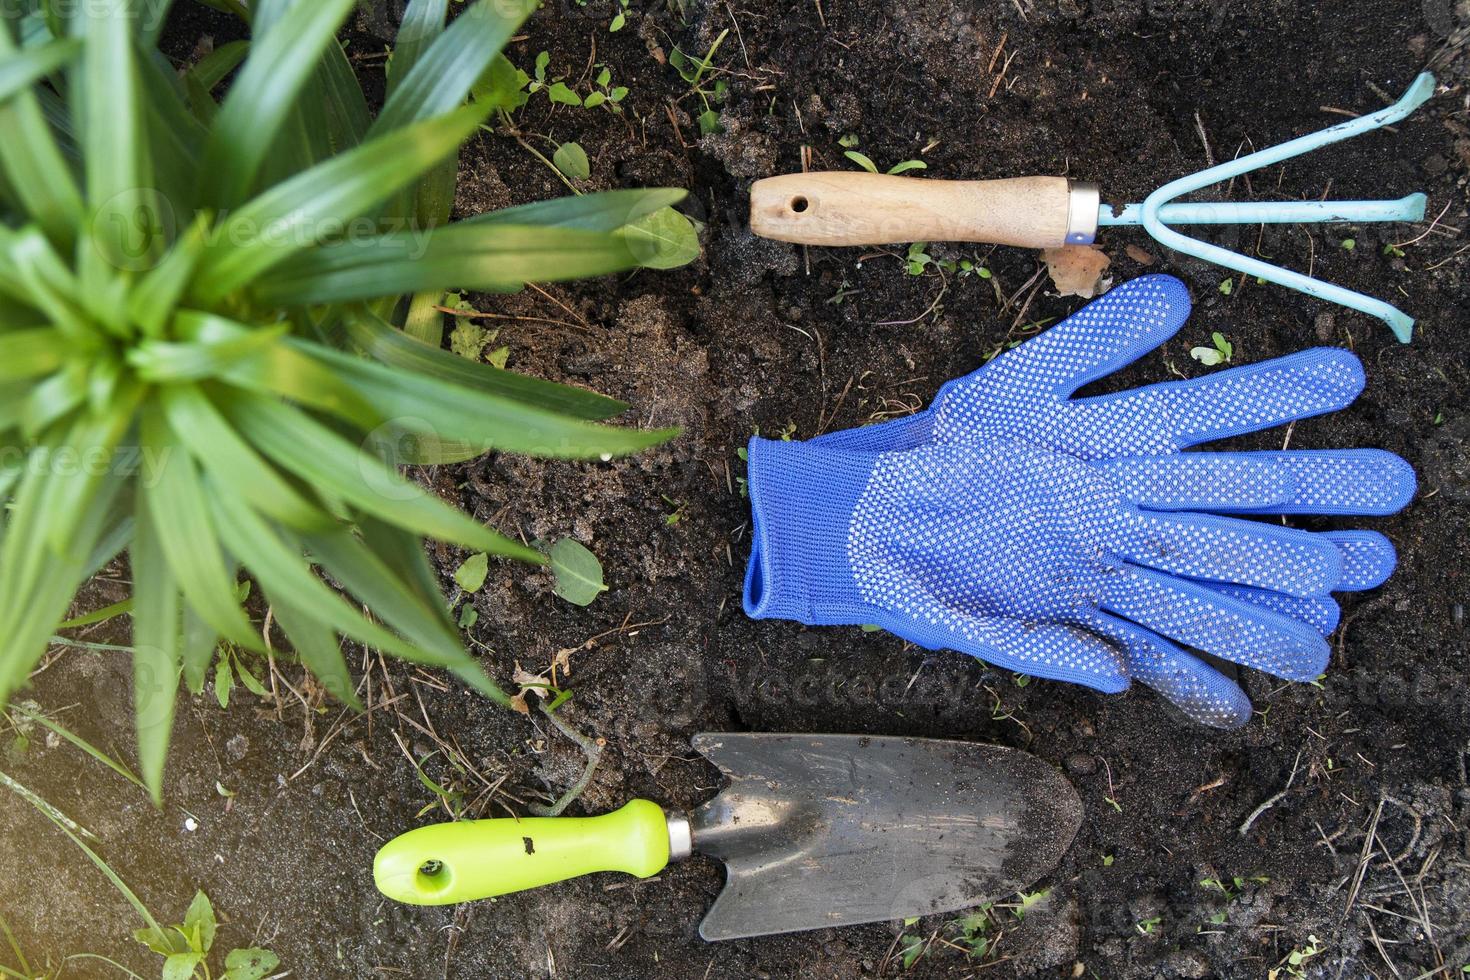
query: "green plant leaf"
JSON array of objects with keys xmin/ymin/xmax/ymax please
[
  {"xmin": 886, "ymin": 159, "xmax": 927, "ymax": 175},
  {"xmin": 77, "ymin": 0, "xmax": 160, "ymax": 272},
  {"xmin": 126, "ymin": 213, "xmax": 210, "ymax": 338},
  {"xmin": 184, "ymin": 39, "xmax": 248, "ymax": 94},
  {"xmin": 159, "ymin": 384, "xmax": 334, "ymax": 531},
  {"xmin": 843, "ymin": 149, "xmax": 878, "ymax": 173},
  {"xmin": 0, "ymin": 36, "xmax": 79, "ymax": 102},
  {"xmin": 301, "ymin": 530, "xmax": 503, "ymax": 703},
  {"xmin": 465, "ymin": 188, "xmax": 688, "ymax": 233},
  {"xmin": 127, "ymin": 323, "xmax": 290, "ymax": 383},
  {"xmin": 130, "ymin": 497, "xmax": 182, "ymax": 805},
  {"xmin": 249, "ymin": 221, "xmax": 648, "ymax": 306},
  {"xmin": 194, "ymin": 102, "xmax": 493, "ymax": 301},
  {"xmin": 389, "ymin": 0, "xmax": 448, "ymax": 96},
  {"xmin": 341, "ymin": 308, "xmax": 627, "ymax": 421},
  {"xmin": 196, "ymin": 0, "xmax": 358, "ymax": 208},
  {"xmin": 181, "ymin": 892, "xmax": 216, "ymax": 955},
  {"xmin": 617, "ymin": 206, "xmax": 700, "ymax": 270},
  {"xmin": 546, "ymin": 81, "xmax": 581, "ymax": 106},
  {"xmin": 374, "ymin": 0, "xmax": 534, "ymax": 134},
  {"xmin": 0, "ymin": 328, "xmax": 65, "ymax": 380},
  {"xmin": 468, "ymin": 52, "xmax": 526, "ymax": 111},
  {"xmin": 180, "ymin": 606, "xmax": 216, "ymax": 697},
  {"xmin": 174, "ymin": 312, "xmax": 384, "ymax": 431},
  {"xmin": 223, "ymin": 947, "xmax": 279, "ymax": 980},
  {"xmin": 139, "ymin": 409, "xmax": 261, "ymax": 651},
  {"xmin": 267, "ymin": 591, "xmax": 362, "ymax": 711},
  {"xmin": 206, "ymin": 487, "xmax": 493, "ymax": 691},
  {"xmin": 217, "ymin": 389, "xmax": 544, "ymax": 563},
  {"xmin": 212, "ymin": 650, "xmax": 231, "ymax": 711},
  {"xmin": 454, "ymin": 553, "xmax": 488, "ymax": 592},
  {"xmin": 292, "ymin": 340, "xmax": 679, "ymax": 461},
  {"xmin": 552, "ymin": 141, "xmax": 589, "ymax": 181},
  {"xmin": 548, "ymin": 538, "xmax": 607, "ymax": 606},
  {"xmin": 0, "ymin": 25, "xmax": 83, "ymax": 247}
]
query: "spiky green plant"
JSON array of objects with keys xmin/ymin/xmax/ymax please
[{"xmin": 0, "ymin": 0, "xmax": 695, "ymax": 801}]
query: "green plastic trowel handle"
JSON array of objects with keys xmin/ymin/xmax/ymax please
[{"xmin": 373, "ymin": 799, "xmax": 672, "ymax": 905}]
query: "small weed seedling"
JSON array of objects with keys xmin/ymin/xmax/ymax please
[
  {"xmin": 134, "ymin": 891, "xmax": 279, "ymax": 980},
  {"xmin": 1190, "ymin": 332, "xmax": 1234, "ymax": 367},
  {"xmin": 609, "ymin": 0, "xmax": 630, "ymax": 31},
  {"xmin": 1199, "ymin": 874, "xmax": 1270, "ymax": 900},
  {"xmin": 585, "ymin": 66, "xmax": 631, "ymax": 111},
  {"xmin": 1270, "ymin": 935, "xmax": 1325, "ymax": 979},
  {"xmin": 669, "ymin": 29, "xmax": 730, "ymax": 134},
  {"xmin": 843, "ymin": 145, "xmax": 927, "ymax": 177},
  {"xmin": 1135, "ymin": 916, "xmax": 1162, "ymax": 936}
]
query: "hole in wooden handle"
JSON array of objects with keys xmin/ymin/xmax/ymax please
[{"xmin": 789, "ymin": 196, "xmax": 809, "ymax": 213}]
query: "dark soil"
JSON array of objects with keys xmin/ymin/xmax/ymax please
[{"xmin": 2, "ymin": 1, "xmax": 1467, "ymax": 978}]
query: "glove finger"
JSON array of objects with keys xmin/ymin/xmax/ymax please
[
  {"xmin": 1205, "ymin": 583, "xmax": 1341, "ymax": 636},
  {"xmin": 983, "ymin": 274, "xmax": 1190, "ymax": 401},
  {"xmin": 1101, "ymin": 449, "xmax": 1416, "ymax": 516},
  {"xmin": 878, "ymin": 607, "xmax": 1130, "ymax": 694},
  {"xmin": 1101, "ymin": 566, "xmax": 1331, "ymax": 682},
  {"xmin": 1086, "ymin": 612, "xmax": 1253, "ymax": 729},
  {"xmin": 1322, "ymin": 530, "xmax": 1398, "ymax": 590},
  {"xmin": 1069, "ymin": 348, "xmax": 1364, "ymax": 453},
  {"xmin": 1116, "ymin": 509, "xmax": 1342, "ymax": 596}
]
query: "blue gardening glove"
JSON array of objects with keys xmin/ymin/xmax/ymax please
[
  {"xmin": 743, "ymin": 437, "xmax": 1413, "ymax": 728},
  {"xmin": 747, "ymin": 275, "xmax": 1415, "ymax": 727},
  {"xmin": 810, "ymin": 274, "xmax": 1401, "ymax": 593}
]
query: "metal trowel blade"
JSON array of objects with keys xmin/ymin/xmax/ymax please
[{"xmin": 688, "ymin": 733, "xmax": 1082, "ymax": 941}]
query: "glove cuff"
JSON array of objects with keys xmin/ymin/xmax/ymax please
[
  {"xmin": 806, "ymin": 410, "xmax": 935, "ymax": 453},
  {"xmin": 743, "ymin": 437, "xmax": 876, "ymax": 624}
]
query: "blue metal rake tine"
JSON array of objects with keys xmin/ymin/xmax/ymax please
[
  {"xmin": 1100, "ymin": 194, "xmax": 1427, "ymax": 228},
  {"xmin": 1139, "ymin": 73, "xmax": 1437, "ymax": 343}
]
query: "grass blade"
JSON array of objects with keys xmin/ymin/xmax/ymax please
[
  {"xmin": 0, "ymin": 769, "xmax": 164, "ymax": 934},
  {"xmin": 196, "ymin": 0, "xmax": 357, "ymax": 208},
  {"xmin": 9, "ymin": 703, "xmax": 144, "ymax": 791}
]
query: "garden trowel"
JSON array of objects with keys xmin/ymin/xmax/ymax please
[{"xmin": 374, "ymin": 733, "xmax": 1082, "ymax": 940}]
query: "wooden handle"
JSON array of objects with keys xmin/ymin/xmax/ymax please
[{"xmin": 750, "ymin": 172, "xmax": 1082, "ymax": 248}]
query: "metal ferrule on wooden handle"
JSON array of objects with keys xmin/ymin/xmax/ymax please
[{"xmin": 749, "ymin": 172, "xmax": 1100, "ymax": 248}]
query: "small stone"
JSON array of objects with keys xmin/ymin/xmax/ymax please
[
  {"xmin": 1065, "ymin": 753, "xmax": 1098, "ymax": 776},
  {"xmin": 183, "ymin": 817, "xmax": 198, "ymax": 832},
  {"xmin": 1314, "ymin": 310, "xmax": 1336, "ymax": 342},
  {"xmin": 225, "ymin": 733, "xmax": 248, "ymax": 763}
]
